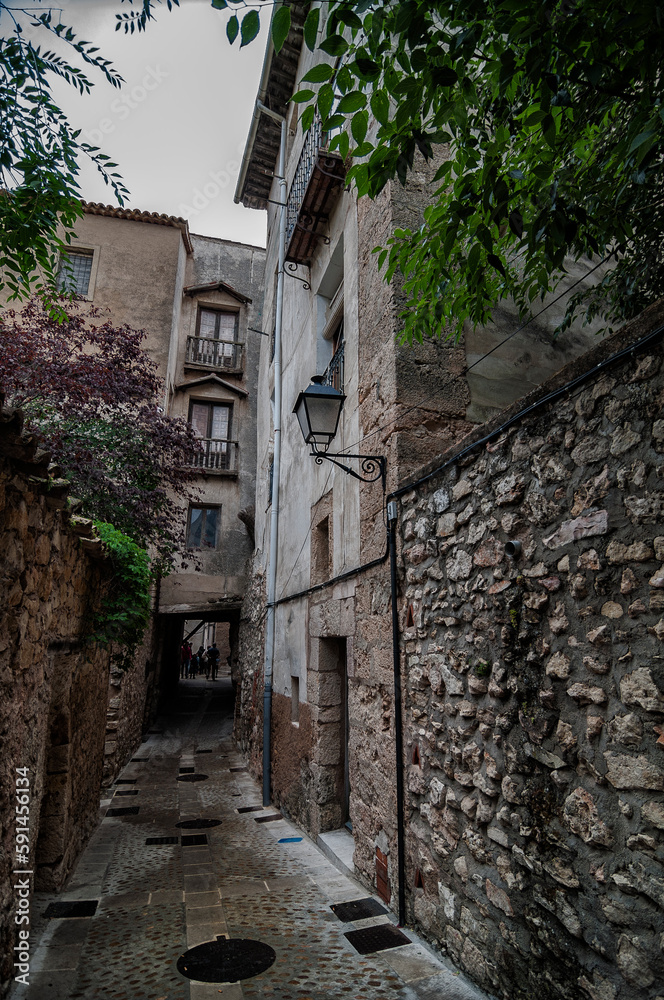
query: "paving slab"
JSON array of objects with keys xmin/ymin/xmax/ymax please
[{"xmin": 9, "ymin": 679, "xmax": 493, "ymax": 1000}]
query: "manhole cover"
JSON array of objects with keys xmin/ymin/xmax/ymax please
[
  {"xmin": 332, "ymin": 898, "xmax": 387, "ymax": 922},
  {"xmin": 176, "ymin": 818, "xmax": 222, "ymax": 830},
  {"xmin": 254, "ymin": 814, "xmax": 282, "ymax": 823},
  {"xmin": 146, "ymin": 837, "xmax": 179, "ymax": 845},
  {"xmin": 177, "ymin": 937, "xmax": 276, "ymax": 983},
  {"xmin": 177, "ymin": 774, "xmax": 208, "ymax": 783},
  {"xmin": 344, "ymin": 923, "xmax": 410, "ymax": 955},
  {"xmin": 182, "ymin": 834, "xmax": 208, "ymax": 847},
  {"xmin": 106, "ymin": 806, "xmax": 139, "ymax": 817},
  {"xmin": 44, "ymin": 900, "xmax": 98, "ymax": 919}
]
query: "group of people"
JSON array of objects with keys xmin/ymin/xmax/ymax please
[{"xmin": 180, "ymin": 640, "xmax": 221, "ymax": 681}]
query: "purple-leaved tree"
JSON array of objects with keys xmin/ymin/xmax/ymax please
[{"xmin": 0, "ymin": 295, "xmax": 200, "ymax": 571}]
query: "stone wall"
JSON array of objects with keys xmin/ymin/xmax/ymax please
[
  {"xmin": 0, "ymin": 406, "xmax": 115, "ymax": 992},
  {"xmin": 393, "ymin": 304, "xmax": 664, "ymax": 1000}
]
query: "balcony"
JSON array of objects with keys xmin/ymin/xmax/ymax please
[
  {"xmin": 190, "ymin": 439, "xmax": 238, "ymax": 475},
  {"xmin": 323, "ymin": 340, "xmax": 344, "ymax": 392},
  {"xmin": 285, "ymin": 114, "xmax": 345, "ymax": 266},
  {"xmin": 185, "ymin": 336, "xmax": 244, "ymax": 373}
]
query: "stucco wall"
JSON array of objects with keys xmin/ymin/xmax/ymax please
[{"xmin": 392, "ymin": 304, "xmax": 664, "ymax": 1000}]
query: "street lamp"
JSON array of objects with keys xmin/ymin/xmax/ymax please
[{"xmin": 293, "ymin": 375, "xmax": 386, "ymax": 487}]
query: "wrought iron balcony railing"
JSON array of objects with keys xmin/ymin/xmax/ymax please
[
  {"xmin": 323, "ymin": 340, "xmax": 344, "ymax": 392},
  {"xmin": 190, "ymin": 439, "xmax": 238, "ymax": 473},
  {"xmin": 285, "ymin": 113, "xmax": 345, "ymax": 265},
  {"xmin": 186, "ymin": 336, "xmax": 244, "ymax": 371}
]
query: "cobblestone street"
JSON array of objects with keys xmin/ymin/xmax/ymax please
[{"xmin": 12, "ymin": 678, "xmax": 489, "ymax": 1000}]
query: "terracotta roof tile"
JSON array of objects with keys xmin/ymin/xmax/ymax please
[{"xmin": 82, "ymin": 201, "xmax": 193, "ymax": 253}]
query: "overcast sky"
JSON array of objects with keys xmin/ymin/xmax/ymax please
[{"xmin": 12, "ymin": 0, "xmax": 269, "ymax": 246}]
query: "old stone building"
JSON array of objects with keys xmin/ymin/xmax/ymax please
[
  {"xmin": 232, "ymin": 5, "xmax": 663, "ymax": 999},
  {"xmin": 44, "ymin": 204, "xmax": 265, "ymax": 703}
]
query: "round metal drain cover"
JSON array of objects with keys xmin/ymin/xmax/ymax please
[
  {"xmin": 177, "ymin": 938, "xmax": 276, "ymax": 982},
  {"xmin": 176, "ymin": 773, "xmax": 208, "ymax": 783},
  {"xmin": 176, "ymin": 818, "xmax": 222, "ymax": 829}
]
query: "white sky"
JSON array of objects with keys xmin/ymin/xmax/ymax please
[{"xmin": 8, "ymin": 0, "xmax": 269, "ymax": 246}]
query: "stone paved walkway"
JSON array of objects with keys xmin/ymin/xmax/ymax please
[{"xmin": 12, "ymin": 679, "xmax": 490, "ymax": 1000}]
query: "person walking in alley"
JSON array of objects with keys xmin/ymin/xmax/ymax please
[
  {"xmin": 189, "ymin": 648, "xmax": 199, "ymax": 679},
  {"xmin": 180, "ymin": 640, "xmax": 192, "ymax": 679},
  {"xmin": 208, "ymin": 642, "xmax": 220, "ymax": 681}
]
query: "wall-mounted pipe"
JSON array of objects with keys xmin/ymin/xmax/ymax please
[
  {"xmin": 387, "ymin": 499, "xmax": 406, "ymax": 926},
  {"xmin": 260, "ymin": 104, "xmax": 287, "ymax": 809},
  {"xmin": 504, "ymin": 540, "xmax": 522, "ymax": 558}
]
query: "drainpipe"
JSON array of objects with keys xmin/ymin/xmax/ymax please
[
  {"xmin": 258, "ymin": 102, "xmax": 287, "ymax": 808},
  {"xmin": 387, "ymin": 499, "xmax": 406, "ymax": 926}
]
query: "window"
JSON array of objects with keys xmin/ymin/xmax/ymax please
[
  {"xmin": 324, "ymin": 318, "xmax": 344, "ymax": 392},
  {"xmin": 56, "ymin": 249, "xmax": 94, "ymax": 297},
  {"xmin": 189, "ymin": 401, "xmax": 233, "ymax": 470},
  {"xmin": 191, "ymin": 308, "xmax": 239, "ymax": 368},
  {"xmin": 186, "ymin": 506, "xmax": 220, "ymax": 549}
]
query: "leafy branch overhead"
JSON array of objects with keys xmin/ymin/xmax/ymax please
[
  {"xmin": 235, "ymin": 0, "xmax": 664, "ymax": 342},
  {"xmin": 0, "ymin": 3, "xmax": 130, "ymax": 300}
]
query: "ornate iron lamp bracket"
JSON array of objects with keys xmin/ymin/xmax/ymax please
[
  {"xmin": 284, "ymin": 262, "xmax": 311, "ymax": 290},
  {"xmin": 311, "ymin": 447, "xmax": 386, "ymax": 490}
]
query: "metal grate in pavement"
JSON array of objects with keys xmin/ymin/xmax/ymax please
[
  {"xmin": 177, "ymin": 773, "xmax": 208, "ymax": 783},
  {"xmin": 237, "ymin": 806, "xmax": 263, "ymax": 813},
  {"xmin": 181, "ymin": 834, "xmax": 208, "ymax": 846},
  {"xmin": 179, "ymin": 767, "xmax": 195, "ymax": 774},
  {"xmin": 106, "ymin": 806, "xmax": 140, "ymax": 817},
  {"xmin": 44, "ymin": 900, "xmax": 98, "ymax": 919},
  {"xmin": 176, "ymin": 818, "xmax": 222, "ymax": 829},
  {"xmin": 195, "ymin": 749, "xmax": 213, "ymax": 754},
  {"xmin": 115, "ymin": 779, "xmax": 137, "ymax": 785},
  {"xmin": 229, "ymin": 766, "xmax": 248, "ymax": 773},
  {"xmin": 254, "ymin": 814, "xmax": 282, "ymax": 823},
  {"xmin": 177, "ymin": 937, "xmax": 276, "ymax": 983},
  {"xmin": 131, "ymin": 757, "xmax": 148, "ymax": 763},
  {"xmin": 145, "ymin": 837, "xmax": 179, "ymax": 845},
  {"xmin": 332, "ymin": 897, "xmax": 388, "ymax": 922},
  {"xmin": 344, "ymin": 922, "xmax": 410, "ymax": 955},
  {"xmin": 115, "ymin": 790, "xmax": 139, "ymax": 796}
]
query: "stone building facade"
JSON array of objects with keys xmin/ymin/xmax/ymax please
[
  {"xmin": 392, "ymin": 304, "xmax": 664, "ymax": 1000},
  {"xmin": 0, "ymin": 401, "xmax": 114, "ymax": 991}
]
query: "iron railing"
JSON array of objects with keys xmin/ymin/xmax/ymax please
[
  {"xmin": 285, "ymin": 114, "xmax": 326, "ymax": 249},
  {"xmin": 190, "ymin": 439, "xmax": 238, "ymax": 472},
  {"xmin": 323, "ymin": 340, "xmax": 344, "ymax": 392},
  {"xmin": 186, "ymin": 335, "xmax": 244, "ymax": 371}
]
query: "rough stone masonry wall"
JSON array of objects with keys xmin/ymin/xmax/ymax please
[
  {"xmin": 397, "ymin": 309, "xmax": 664, "ymax": 1000},
  {"xmin": 0, "ymin": 407, "xmax": 114, "ymax": 994}
]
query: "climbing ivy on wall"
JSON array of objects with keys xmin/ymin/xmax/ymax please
[{"xmin": 89, "ymin": 521, "xmax": 153, "ymax": 671}]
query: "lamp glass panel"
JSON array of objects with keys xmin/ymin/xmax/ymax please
[
  {"xmin": 295, "ymin": 397, "xmax": 311, "ymax": 442},
  {"xmin": 306, "ymin": 394, "xmax": 342, "ymax": 438}
]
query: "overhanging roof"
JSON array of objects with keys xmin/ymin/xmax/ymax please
[
  {"xmin": 175, "ymin": 374, "xmax": 249, "ymax": 398},
  {"xmin": 234, "ymin": 2, "xmax": 307, "ymax": 210},
  {"xmin": 183, "ymin": 280, "xmax": 251, "ymax": 304},
  {"xmin": 82, "ymin": 201, "xmax": 193, "ymax": 253}
]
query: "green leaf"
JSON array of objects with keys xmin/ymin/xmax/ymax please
[
  {"xmin": 318, "ymin": 83, "xmax": 334, "ymax": 120},
  {"xmin": 371, "ymin": 90, "xmax": 390, "ymax": 125},
  {"xmin": 290, "ymin": 89, "xmax": 315, "ymax": 104},
  {"xmin": 240, "ymin": 9, "xmax": 260, "ymax": 47},
  {"xmin": 302, "ymin": 63, "xmax": 334, "ymax": 84},
  {"xmin": 271, "ymin": 5, "xmax": 290, "ymax": 53},
  {"xmin": 300, "ymin": 104, "xmax": 315, "ymax": 132},
  {"xmin": 337, "ymin": 91, "xmax": 367, "ymax": 114},
  {"xmin": 320, "ymin": 35, "xmax": 348, "ymax": 57},
  {"xmin": 211, "ymin": 0, "xmax": 227, "ymax": 8},
  {"xmin": 351, "ymin": 109, "xmax": 369, "ymax": 144},
  {"xmin": 303, "ymin": 6, "xmax": 320, "ymax": 51},
  {"xmin": 355, "ymin": 57, "xmax": 380, "ymax": 79},
  {"xmin": 226, "ymin": 14, "xmax": 238, "ymax": 44}
]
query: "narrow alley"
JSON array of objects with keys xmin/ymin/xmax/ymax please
[{"xmin": 13, "ymin": 678, "xmax": 488, "ymax": 1000}]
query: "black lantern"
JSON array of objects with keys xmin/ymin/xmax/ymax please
[{"xmin": 293, "ymin": 375, "xmax": 345, "ymax": 453}]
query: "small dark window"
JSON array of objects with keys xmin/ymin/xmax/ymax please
[
  {"xmin": 187, "ymin": 506, "xmax": 220, "ymax": 550},
  {"xmin": 57, "ymin": 249, "xmax": 94, "ymax": 297},
  {"xmin": 291, "ymin": 677, "xmax": 300, "ymax": 723}
]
